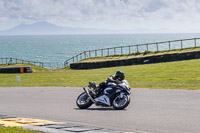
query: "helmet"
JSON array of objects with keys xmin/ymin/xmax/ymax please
[{"xmin": 115, "ymin": 71, "xmax": 125, "ymax": 81}]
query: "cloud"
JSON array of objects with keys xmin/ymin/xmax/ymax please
[
  {"xmin": 0, "ymin": 0, "xmax": 200, "ymax": 32},
  {"xmin": 141, "ymin": 0, "xmax": 168, "ymax": 12}
]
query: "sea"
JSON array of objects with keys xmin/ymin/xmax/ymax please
[{"xmin": 0, "ymin": 33, "xmax": 200, "ymax": 68}]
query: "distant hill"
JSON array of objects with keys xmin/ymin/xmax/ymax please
[
  {"xmin": 0, "ymin": 21, "xmax": 173, "ymax": 35},
  {"xmin": 0, "ymin": 22, "xmax": 114, "ymax": 35}
]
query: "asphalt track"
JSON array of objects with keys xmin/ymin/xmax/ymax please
[{"xmin": 0, "ymin": 87, "xmax": 199, "ymax": 133}]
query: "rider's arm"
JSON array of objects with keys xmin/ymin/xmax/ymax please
[
  {"xmin": 107, "ymin": 75, "xmax": 123, "ymax": 84},
  {"xmin": 106, "ymin": 75, "xmax": 115, "ymax": 83}
]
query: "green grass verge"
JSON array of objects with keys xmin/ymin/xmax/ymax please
[
  {"xmin": 80, "ymin": 46, "xmax": 200, "ymax": 62},
  {"xmin": 1, "ymin": 58, "xmax": 200, "ymax": 90},
  {"xmin": 0, "ymin": 125, "xmax": 43, "ymax": 133}
]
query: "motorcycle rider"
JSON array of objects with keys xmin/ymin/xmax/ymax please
[
  {"xmin": 93, "ymin": 71, "xmax": 125, "ymax": 106},
  {"xmin": 107, "ymin": 71, "xmax": 125, "ymax": 84},
  {"xmin": 98, "ymin": 71, "xmax": 125, "ymax": 95}
]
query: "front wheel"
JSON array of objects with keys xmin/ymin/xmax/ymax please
[
  {"xmin": 76, "ymin": 92, "xmax": 93, "ymax": 109},
  {"xmin": 113, "ymin": 94, "xmax": 130, "ymax": 110}
]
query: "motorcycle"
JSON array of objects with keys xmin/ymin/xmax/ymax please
[{"xmin": 76, "ymin": 80, "xmax": 131, "ymax": 110}]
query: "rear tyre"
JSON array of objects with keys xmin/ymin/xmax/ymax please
[
  {"xmin": 76, "ymin": 92, "xmax": 93, "ymax": 109},
  {"xmin": 113, "ymin": 94, "xmax": 130, "ymax": 110}
]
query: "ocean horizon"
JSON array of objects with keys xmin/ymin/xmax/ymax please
[{"xmin": 0, "ymin": 33, "xmax": 200, "ymax": 68}]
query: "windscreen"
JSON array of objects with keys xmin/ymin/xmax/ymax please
[{"xmin": 122, "ymin": 80, "xmax": 130, "ymax": 88}]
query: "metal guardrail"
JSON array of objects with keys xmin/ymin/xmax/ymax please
[
  {"xmin": 1, "ymin": 38, "xmax": 200, "ymax": 69},
  {"xmin": 64, "ymin": 38, "xmax": 200, "ymax": 67},
  {"xmin": 0, "ymin": 58, "xmax": 66, "ymax": 69},
  {"xmin": 0, "ymin": 58, "xmax": 44, "ymax": 67}
]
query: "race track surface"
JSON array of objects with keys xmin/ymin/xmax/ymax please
[{"xmin": 0, "ymin": 87, "xmax": 199, "ymax": 133}]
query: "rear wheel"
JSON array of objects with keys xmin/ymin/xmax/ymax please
[
  {"xmin": 113, "ymin": 94, "xmax": 130, "ymax": 110},
  {"xmin": 76, "ymin": 92, "xmax": 93, "ymax": 109}
]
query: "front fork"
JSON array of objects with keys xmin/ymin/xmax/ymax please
[{"xmin": 83, "ymin": 87, "xmax": 96, "ymax": 103}]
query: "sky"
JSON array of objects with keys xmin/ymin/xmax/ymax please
[{"xmin": 0, "ymin": 0, "xmax": 200, "ymax": 33}]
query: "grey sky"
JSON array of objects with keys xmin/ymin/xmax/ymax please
[{"xmin": 0, "ymin": 0, "xmax": 200, "ymax": 32}]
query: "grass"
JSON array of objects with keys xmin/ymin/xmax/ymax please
[
  {"xmin": 0, "ymin": 64, "xmax": 48, "ymax": 73},
  {"xmin": 0, "ymin": 125, "xmax": 43, "ymax": 133},
  {"xmin": 1, "ymin": 58, "xmax": 200, "ymax": 90},
  {"xmin": 79, "ymin": 46, "xmax": 200, "ymax": 63}
]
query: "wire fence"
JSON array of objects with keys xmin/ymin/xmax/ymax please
[
  {"xmin": 0, "ymin": 58, "xmax": 44, "ymax": 67},
  {"xmin": 42, "ymin": 62, "xmax": 65, "ymax": 69},
  {"xmin": 0, "ymin": 58, "xmax": 65, "ymax": 69},
  {"xmin": 64, "ymin": 38, "xmax": 200, "ymax": 67},
  {"xmin": 1, "ymin": 38, "xmax": 200, "ymax": 69}
]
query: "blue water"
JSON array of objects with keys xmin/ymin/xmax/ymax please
[{"xmin": 0, "ymin": 33, "xmax": 200, "ymax": 68}]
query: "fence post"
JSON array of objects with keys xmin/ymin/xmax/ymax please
[
  {"xmin": 181, "ymin": 40, "xmax": 183, "ymax": 49},
  {"xmin": 64, "ymin": 61, "xmax": 68, "ymax": 67},
  {"xmin": 73, "ymin": 57, "xmax": 74, "ymax": 63},
  {"xmin": 146, "ymin": 44, "xmax": 148, "ymax": 51},
  {"xmin": 137, "ymin": 45, "xmax": 139, "ymax": 53},
  {"xmin": 101, "ymin": 49, "xmax": 103, "ymax": 56},
  {"xmin": 108, "ymin": 48, "xmax": 109, "ymax": 56},
  {"xmin": 121, "ymin": 46, "xmax": 123, "ymax": 54},
  {"xmin": 8, "ymin": 58, "xmax": 12, "ymax": 64},
  {"xmin": 76, "ymin": 55, "xmax": 78, "ymax": 62},
  {"xmin": 89, "ymin": 51, "xmax": 91, "ymax": 58},
  {"xmin": 194, "ymin": 38, "xmax": 197, "ymax": 47},
  {"xmin": 95, "ymin": 50, "xmax": 97, "ymax": 57},
  {"xmin": 6, "ymin": 58, "xmax": 7, "ymax": 64},
  {"xmin": 156, "ymin": 43, "xmax": 159, "ymax": 52},
  {"xmin": 114, "ymin": 48, "xmax": 116, "ymax": 55},
  {"xmin": 169, "ymin": 41, "xmax": 171, "ymax": 51},
  {"xmin": 129, "ymin": 46, "xmax": 131, "ymax": 54}
]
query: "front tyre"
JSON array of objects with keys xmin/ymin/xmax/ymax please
[
  {"xmin": 76, "ymin": 92, "xmax": 93, "ymax": 109},
  {"xmin": 113, "ymin": 94, "xmax": 130, "ymax": 110}
]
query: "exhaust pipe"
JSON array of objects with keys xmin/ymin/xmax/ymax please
[{"xmin": 83, "ymin": 87, "xmax": 96, "ymax": 103}]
